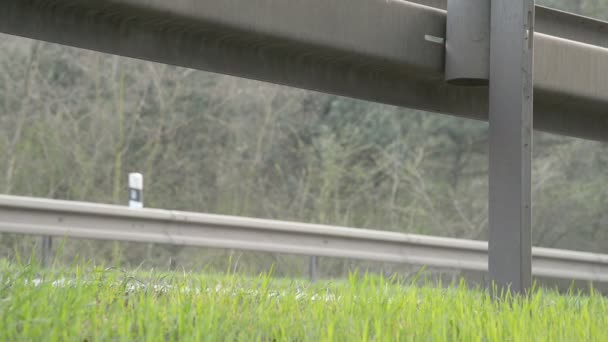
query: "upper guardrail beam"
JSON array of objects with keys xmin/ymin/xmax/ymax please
[
  {"xmin": 0, "ymin": 0, "xmax": 607, "ymax": 141},
  {"xmin": 412, "ymin": 0, "xmax": 608, "ymax": 50}
]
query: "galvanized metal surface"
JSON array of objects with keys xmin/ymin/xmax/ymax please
[
  {"xmin": 40, "ymin": 236, "xmax": 52, "ymax": 266},
  {"xmin": 488, "ymin": 0, "xmax": 535, "ymax": 294},
  {"xmin": 0, "ymin": 0, "xmax": 607, "ymax": 140},
  {"xmin": 445, "ymin": 0, "xmax": 490, "ymax": 85},
  {"xmin": 1, "ymin": 195, "xmax": 608, "ymax": 283},
  {"xmin": 535, "ymin": 6, "xmax": 608, "ymax": 49},
  {"xmin": 309, "ymin": 256, "xmax": 318, "ymax": 282},
  {"xmin": 413, "ymin": 1, "xmax": 608, "ymax": 50}
]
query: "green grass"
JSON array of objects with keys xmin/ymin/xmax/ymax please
[{"xmin": 0, "ymin": 262, "xmax": 606, "ymax": 341}]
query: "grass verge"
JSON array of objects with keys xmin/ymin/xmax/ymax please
[{"xmin": 0, "ymin": 261, "xmax": 606, "ymax": 341}]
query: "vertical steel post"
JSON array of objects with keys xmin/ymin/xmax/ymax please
[
  {"xmin": 488, "ymin": 0, "xmax": 535, "ymax": 295},
  {"xmin": 309, "ymin": 255, "xmax": 317, "ymax": 282},
  {"xmin": 40, "ymin": 235, "xmax": 52, "ymax": 267}
]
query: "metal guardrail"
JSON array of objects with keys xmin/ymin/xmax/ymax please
[
  {"xmin": 1, "ymin": 0, "xmax": 607, "ymax": 141},
  {"xmin": 1, "ymin": 195, "xmax": 607, "ymax": 282}
]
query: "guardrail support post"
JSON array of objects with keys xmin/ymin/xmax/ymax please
[
  {"xmin": 309, "ymin": 256, "xmax": 318, "ymax": 282},
  {"xmin": 40, "ymin": 236, "xmax": 52, "ymax": 267},
  {"xmin": 308, "ymin": 256, "xmax": 317, "ymax": 282},
  {"xmin": 488, "ymin": 0, "xmax": 535, "ymax": 295}
]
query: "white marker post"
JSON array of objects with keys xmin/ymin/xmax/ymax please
[{"xmin": 129, "ymin": 173, "xmax": 143, "ymax": 209}]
